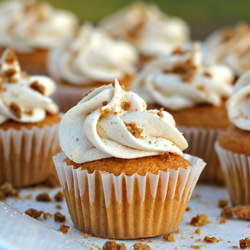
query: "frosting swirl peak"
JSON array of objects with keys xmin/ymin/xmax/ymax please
[{"xmin": 59, "ymin": 80, "xmax": 188, "ymax": 164}]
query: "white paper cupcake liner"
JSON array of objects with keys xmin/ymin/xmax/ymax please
[
  {"xmin": 179, "ymin": 126, "xmax": 223, "ymax": 184},
  {"xmin": 54, "ymin": 153, "xmax": 205, "ymax": 239},
  {"xmin": 215, "ymin": 141, "xmax": 250, "ymax": 205},
  {"xmin": 0, "ymin": 123, "xmax": 60, "ymax": 187}
]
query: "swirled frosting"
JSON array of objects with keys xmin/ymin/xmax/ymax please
[
  {"xmin": 59, "ymin": 80, "xmax": 188, "ymax": 164},
  {"xmin": 227, "ymin": 71, "xmax": 250, "ymax": 131},
  {"xmin": 0, "ymin": 48, "xmax": 58, "ymax": 124},
  {"xmin": 0, "ymin": 0, "xmax": 78, "ymax": 52},
  {"xmin": 48, "ymin": 24, "xmax": 138, "ymax": 85},
  {"xmin": 99, "ymin": 2, "xmax": 190, "ymax": 57},
  {"xmin": 132, "ymin": 43, "xmax": 234, "ymax": 110},
  {"xmin": 206, "ymin": 23, "xmax": 250, "ymax": 75}
]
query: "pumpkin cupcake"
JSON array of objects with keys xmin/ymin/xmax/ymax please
[
  {"xmin": 0, "ymin": 0, "xmax": 78, "ymax": 74},
  {"xmin": 205, "ymin": 23, "xmax": 250, "ymax": 77},
  {"xmin": 0, "ymin": 48, "xmax": 60, "ymax": 187},
  {"xmin": 53, "ymin": 80, "xmax": 205, "ymax": 239},
  {"xmin": 216, "ymin": 71, "xmax": 250, "ymax": 205},
  {"xmin": 132, "ymin": 43, "xmax": 234, "ymax": 184},
  {"xmin": 99, "ymin": 2, "xmax": 190, "ymax": 67},
  {"xmin": 48, "ymin": 24, "xmax": 138, "ymax": 112}
]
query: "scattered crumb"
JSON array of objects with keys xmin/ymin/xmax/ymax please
[
  {"xmin": 42, "ymin": 212, "xmax": 52, "ymax": 220},
  {"xmin": 240, "ymin": 237, "xmax": 250, "ymax": 249},
  {"xmin": 163, "ymin": 233, "xmax": 175, "ymax": 242},
  {"xmin": 54, "ymin": 191, "xmax": 64, "ymax": 202},
  {"xmin": 190, "ymin": 214, "xmax": 210, "ymax": 226},
  {"xmin": 36, "ymin": 192, "xmax": 51, "ymax": 202},
  {"xmin": 195, "ymin": 239, "xmax": 201, "ymax": 243},
  {"xmin": 0, "ymin": 182, "xmax": 19, "ymax": 200},
  {"xmin": 121, "ymin": 101, "xmax": 131, "ymax": 111},
  {"xmin": 186, "ymin": 207, "xmax": 191, "ymax": 212},
  {"xmin": 218, "ymin": 199, "xmax": 229, "ymax": 208},
  {"xmin": 133, "ymin": 243, "xmax": 151, "ymax": 250},
  {"xmin": 190, "ymin": 245, "xmax": 203, "ymax": 249},
  {"xmin": 23, "ymin": 194, "xmax": 32, "ymax": 200},
  {"xmin": 55, "ymin": 204, "xmax": 62, "ymax": 210},
  {"xmin": 195, "ymin": 228, "xmax": 201, "ymax": 234},
  {"xmin": 233, "ymin": 205, "xmax": 250, "ymax": 220},
  {"xmin": 203, "ymin": 236, "xmax": 219, "ymax": 243},
  {"xmin": 24, "ymin": 208, "xmax": 42, "ymax": 219},
  {"xmin": 176, "ymin": 228, "xmax": 181, "ymax": 234},
  {"xmin": 80, "ymin": 233, "xmax": 90, "ymax": 239},
  {"xmin": 157, "ymin": 108, "xmax": 164, "ymax": 118},
  {"xmin": 102, "ymin": 241, "xmax": 126, "ymax": 250},
  {"xmin": 219, "ymin": 219, "xmax": 227, "ymax": 224},
  {"xmin": 124, "ymin": 122, "xmax": 143, "ymax": 138},
  {"xmin": 231, "ymin": 246, "xmax": 238, "ymax": 249},
  {"xmin": 58, "ymin": 224, "xmax": 70, "ymax": 234},
  {"xmin": 54, "ymin": 212, "xmax": 66, "ymax": 222},
  {"xmin": 221, "ymin": 206, "xmax": 233, "ymax": 219}
]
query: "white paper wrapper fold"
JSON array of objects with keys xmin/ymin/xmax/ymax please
[
  {"xmin": 215, "ymin": 141, "xmax": 250, "ymax": 205},
  {"xmin": 54, "ymin": 153, "xmax": 205, "ymax": 239}
]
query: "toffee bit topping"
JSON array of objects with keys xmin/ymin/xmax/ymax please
[
  {"xmin": 222, "ymin": 28, "xmax": 235, "ymax": 42},
  {"xmin": 221, "ymin": 205, "xmax": 233, "ymax": 219},
  {"xmin": 233, "ymin": 205, "xmax": 250, "ymax": 220},
  {"xmin": 2, "ymin": 68, "xmax": 18, "ymax": 83},
  {"xmin": 203, "ymin": 71, "xmax": 212, "ymax": 78},
  {"xmin": 24, "ymin": 208, "xmax": 43, "ymax": 219},
  {"xmin": 36, "ymin": 192, "xmax": 51, "ymax": 202},
  {"xmin": 102, "ymin": 101, "xmax": 108, "ymax": 106},
  {"xmin": 190, "ymin": 214, "xmax": 210, "ymax": 226},
  {"xmin": 58, "ymin": 224, "xmax": 70, "ymax": 234},
  {"xmin": 157, "ymin": 107, "xmax": 164, "ymax": 118},
  {"xmin": 5, "ymin": 48, "xmax": 17, "ymax": 64},
  {"xmin": 24, "ymin": 110, "xmax": 33, "ymax": 116},
  {"xmin": 240, "ymin": 237, "xmax": 250, "ymax": 249},
  {"xmin": 102, "ymin": 240, "xmax": 126, "ymax": 250},
  {"xmin": 30, "ymin": 81, "xmax": 45, "ymax": 95},
  {"xmin": 121, "ymin": 101, "xmax": 131, "ymax": 111},
  {"xmin": 172, "ymin": 47, "xmax": 185, "ymax": 55},
  {"xmin": 54, "ymin": 212, "xmax": 66, "ymax": 223},
  {"xmin": 9, "ymin": 103, "xmax": 22, "ymax": 119},
  {"xmin": 124, "ymin": 122, "xmax": 143, "ymax": 138}
]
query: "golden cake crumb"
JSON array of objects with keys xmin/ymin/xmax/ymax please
[
  {"xmin": 203, "ymin": 236, "xmax": 219, "ymax": 243},
  {"xmin": 195, "ymin": 228, "xmax": 201, "ymax": 234},
  {"xmin": 219, "ymin": 219, "xmax": 227, "ymax": 224},
  {"xmin": 163, "ymin": 233, "xmax": 175, "ymax": 242},
  {"xmin": 231, "ymin": 246, "xmax": 238, "ymax": 249},
  {"xmin": 186, "ymin": 207, "xmax": 191, "ymax": 212},
  {"xmin": 239, "ymin": 237, "xmax": 250, "ymax": 249},
  {"xmin": 24, "ymin": 208, "xmax": 42, "ymax": 219},
  {"xmin": 102, "ymin": 241, "xmax": 126, "ymax": 250},
  {"xmin": 190, "ymin": 245, "xmax": 203, "ymax": 249},
  {"xmin": 233, "ymin": 205, "xmax": 250, "ymax": 220},
  {"xmin": 54, "ymin": 191, "xmax": 64, "ymax": 202},
  {"xmin": 133, "ymin": 243, "xmax": 151, "ymax": 250},
  {"xmin": 54, "ymin": 212, "xmax": 66, "ymax": 222},
  {"xmin": 190, "ymin": 214, "xmax": 210, "ymax": 226},
  {"xmin": 55, "ymin": 204, "xmax": 62, "ymax": 210},
  {"xmin": 124, "ymin": 122, "xmax": 143, "ymax": 138},
  {"xmin": 36, "ymin": 192, "xmax": 51, "ymax": 202},
  {"xmin": 43, "ymin": 212, "xmax": 52, "ymax": 220},
  {"xmin": 0, "ymin": 182, "xmax": 19, "ymax": 200},
  {"xmin": 58, "ymin": 224, "xmax": 70, "ymax": 234},
  {"xmin": 221, "ymin": 206, "xmax": 233, "ymax": 219},
  {"xmin": 218, "ymin": 199, "xmax": 229, "ymax": 208}
]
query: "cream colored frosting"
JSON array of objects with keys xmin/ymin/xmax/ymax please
[
  {"xmin": 0, "ymin": 49, "xmax": 58, "ymax": 124},
  {"xmin": 59, "ymin": 80, "xmax": 188, "ymax": 164},
  {"xmin": 206, "ymin": 23, "xmax": 250, "ymax": 75},
  {"xmin": 0, "ymin": 0, "xmax": 78, "ymax": 52},
  {"xmin": 99, "ymin": 2, "xmax": 190, "ymax": 57},
  {"xmin": 48, "ymin": 24, "xmax": 138, "ymax": 85},
  {"xmin": 132, "ymin": 43, "xmax": 234, "ymax": 110},
  {"xmin": 227, "ymin": 71, "xmax": 250, "ymax": 131}
]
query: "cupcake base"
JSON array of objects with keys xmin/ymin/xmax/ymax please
[{"xmin": 54, "ymin": 153, "xmax": 205, "ymax": 239}]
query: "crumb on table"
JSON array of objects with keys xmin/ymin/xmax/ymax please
[
  {"xmin": 0, "ymin": 182, "xmax": 19, "ymax": 200},
  {"xmin": 58, "ymin": 224, "xmax": 70, "ymax": 234},
  {"xmin": 54, "ymin": 212, "xmax": 66, "ymax": 222},
  {"xmin": 240, "ymin": 237, "xmax": 250, "ymax": 249},
  {"xmin": 190, "ymin": 244, "xmax": 203, "ymax": 249},
  {"xmin": 133, "ymin": 242, "xmax": 151, "ymax": 250},
  {"xmin": 233, "ymin": 205, "xmax": 250, "ymax": 220},
  {"xmin": 218, "ymin": 199, "xmax": 228, "ymax": 208},
  {"xmin": 54, "ymin": 191, "xmax": 64, "ymax": 202},
  {"xmin": 221, "ymin": 206, "xmax": 233, "ymax": 219},
  {"xmin": 195, "ymin": 228, "xmax": 201, "ymax": 234},
  {"xmin": 203, "ymin": 236, "xmax": 219, "ymax": 243},
  {"xmin": 190, "ymin": 214, "xmax": 210, "ymax": 226},
  {"xmin": 219, "ymin": 219, "xmax": 227, "ymax": 224},
  {"xmin": 24, "ymin": 208, "xmax": 42, "ymax": 219},
  {"xmin": 102, "ymin": 241, "xmax": 126, "ymax": 250},
  {"xmin": 163, "ymin": 233, "xmax": 175, "ymax": 242},
  {"xmin": 36, "ymin": 192, "xmax": 51, "ymax": 202}
]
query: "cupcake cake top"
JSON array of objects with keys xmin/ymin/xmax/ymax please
[
  {"xmin": 0, "ymin": 48, "xmax": 58, "ymax": 124},
  {"xmin": 99, "ymin": 2, "xmax": 190, "ymax": 57},
  {"xmin": 227, "ymin": 71, "xmax": 250, "ymax": 131},
  {"xmin": 59, "ymin": 80, "xmax": 188, "ymax": 164},
  {"xmin": 0, "ymin": 0, "xmax": 78, "ymax": 52},
  {"xmin": 48, "ymin": 24, "xmax": 138, "ymax": 85},
  {"xmin": 206, "ymin": 23, "xmax": 250, "ymax": 75},
  {"xmin": 132, "ymin": 43, "xmax": 234, "ymax": 110}
]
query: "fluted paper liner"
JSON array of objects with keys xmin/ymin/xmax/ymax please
[
  {"xmin": 0, "ymin": 123, "xmax": 60, "ymax": 187},
  {"xmin": 54, "ymin": 153, "xmax": 205, "ymax": 239},
  {"xmin": 179, "ymin": 126, "xmax": 224, "ymax": 184},
  {"xmin": 215, "ymin": 142, "xmax": 250, "ymax": 206}
]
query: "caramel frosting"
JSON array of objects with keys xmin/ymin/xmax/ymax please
[
  {"xmin": 227, "ymin": 71, "xmax": 250, "ymax": 131},
  {"xmin": 132, "ymin": 43, "xmax": 234, "ymax": 110},
  {"xmin": 0, "ymin": 48, "xmax": 58, "ymax": 124},
  {"xmin": 0, "ymin": 0, "xmax": 78, "ymax": 52},
  {"xmin": 99, "ymin": 2, "xmax": 190, "ymax": 57},
  {"xmin": 48, "ymin": 24, "xmax": 138, "ymax": 85},
  {"xmin": 59, "ymin": 80, "xmax": 188, "ymax": 164}
]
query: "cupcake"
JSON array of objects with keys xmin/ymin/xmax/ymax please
[
  {"xmin": 48, "ymin": 24, "xmax": 138, "ymax": 112},
  {"xmin": 216, "ymin": 71, "xmax": 250, "ymax": 205},
  {"xmin": 132, "ymin": 43, "xmax": 234, "ymax": 184},
  {"xmin": 205, "ymin": 23, "xmax": 250, "ymax": 76},
  {"xmin": 0, "ymin": 48, "xmax": 60, "ymax": 187},
  {"xmin": 53, "ymin": 80, "xmax": 205, "ymax": 239},
  {"xmin": 0, "ymin": 0, "xmax": 78, "ymax": 74},
  {"xmin": 99, "ymin": 2, "xmax": 190, "ymax": 67}
]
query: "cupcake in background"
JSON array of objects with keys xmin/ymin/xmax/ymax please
[
  {"xmin": 54, "ymin": 80, "xmax": 205, "ymax": 239},
  {"xmin": 48, "ymin": 24, "xmax": 138, "ymax": 112},
  {"xmin": 205, "ymin": 23, "xmax": 250, "ymax": 77},
  {"xmin": 216, "ymin": 71, "xmax": 250, "ymax": 205},
  {"xmin": 0, "ymin": 48, "xmax": 60, "ymax": 187},
  {"xmin": 132, "ymin": 43, "xmax": 234, "ymax": 184},
  {"xmin": 99, "ymin": 2, "xmax": 190, "ymax": 67},
  {"xmin": 0, "ymin": 0, "xmax": 78, "ymax": 74}
]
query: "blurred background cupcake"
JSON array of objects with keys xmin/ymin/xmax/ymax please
[
  {"xmin": 216, "ymin": 71, "xmax": 250, "ymax": 205},
  {"xmin": 0, "ymin": 48, "xmax": 60, "ymax": 187},
  {"xmin": 48, "ymin": 24, "xmax": 138, "ymax": 112},
  {"xmin": 99, "ymin": 2, "xmax": 190, "ymax": 67},
  {"xmin": 0, "ymin": 0, "xmax": 78, "ymax": 74},
  {"xmin": 132, "ymin": 43, "xmax": 234, "ymax": 184}
]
